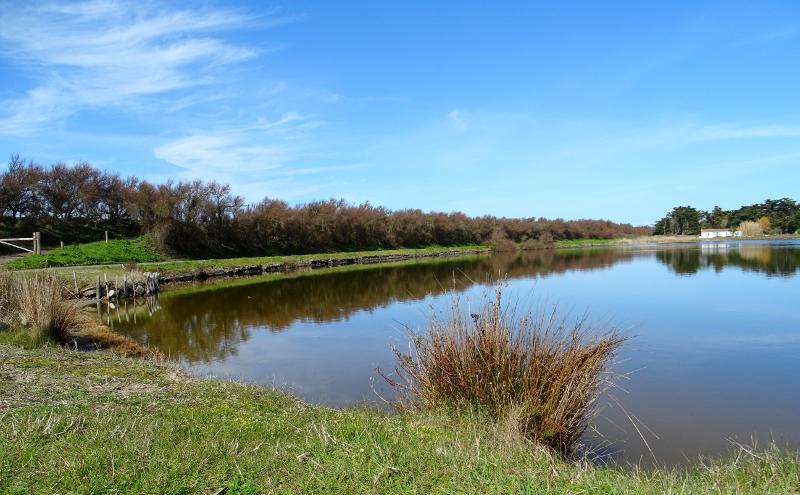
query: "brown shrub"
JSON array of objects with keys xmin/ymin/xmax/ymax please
[
  {"xmin": 382, "ymin": 282, "xmax": 626, "ymax": 457},
  {"xmin": 487, "ymin": 229, "xmax": 518, "ymax": 253},
  {"xmin": 13, "ymin": 274, "xmax": 80, "ymax": 343}
]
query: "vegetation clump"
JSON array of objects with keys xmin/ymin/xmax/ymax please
[
  {"xmin": 0, "ymin": 271, "xmax": 151, "ymax": 355},
  {"xmin": 383, "ymin": 282, "xmax": 626, "ymax": 457}
]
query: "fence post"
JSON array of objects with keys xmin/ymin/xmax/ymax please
[{"xmin": 34, "ymin": 232, "xmax": 41, "ymax": 254}]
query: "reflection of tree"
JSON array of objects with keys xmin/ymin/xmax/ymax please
[
  {"xmin": 116, "ymin": 250, "xmax": 639, "ymax": 362},
  {"xmin": 655, "ymin": 244, "xmax": 800, "ymax": 277}
]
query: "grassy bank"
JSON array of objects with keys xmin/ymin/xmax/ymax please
[
  {"xmin": 5, "ymin": 244, "xmax": 488, "ymax": 287},
  {"xmin": 0, "ymin": 343, "xmax": 797, "ymax": 494},
  {"xmin": 5, "ymin": 236, "xmax": 163, "ymax": 270}
]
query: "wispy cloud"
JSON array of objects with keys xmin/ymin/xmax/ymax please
[
  {"xmin": 0, "ymin": 1, "xmax": 292, "ymax": 134},
  {"xmin": 154, "ymin": 112, "xmax": 334, "ymax": 187}
]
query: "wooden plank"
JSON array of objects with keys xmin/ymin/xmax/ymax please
[{"xmin": 0, "ymin": 240, "xmax": 33, "ymax": 252}]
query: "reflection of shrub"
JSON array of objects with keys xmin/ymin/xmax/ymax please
[
  {"xmin": 739, "ymin": 221, "xmax": 763, "ymax": 237},
  {"xmin": 384, "ymin": 282, "xmax": 626, "ymax": 457}
]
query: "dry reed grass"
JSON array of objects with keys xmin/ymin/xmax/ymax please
[
  {"xmin": 0, "ymin": 271, "xmax": 153, "ymax": 355},
  {"xmin": 0, "ymin": 271, "xmax": 13, "ymax": 319},
  {"xmin": 70, "ymin": 317, "xmax": 157, "ymax": 357},
  {"xmin": 13, "ymin": 274, "xmax": 81, "ymax": 343},
  {"xmin": 382, "ymin": 281, "xmax": 626, "ymax": 457}
]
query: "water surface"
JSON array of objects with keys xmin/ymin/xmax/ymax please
[{"xmin": 110, "ymin": 240, "xmax": 800, "ymax": 465}]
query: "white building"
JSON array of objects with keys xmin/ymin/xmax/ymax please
[{"xmin": 699, "ymin": 228, "xmax": 742, "ymax": 239}]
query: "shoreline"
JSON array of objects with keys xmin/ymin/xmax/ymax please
[{"xmin": 1, "ymin": 342, "xmax": 797, "ymax": 493}]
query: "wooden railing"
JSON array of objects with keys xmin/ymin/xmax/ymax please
[{"xmin": 0, "ymin": 232, "xmax": 41, "ymax": 254}]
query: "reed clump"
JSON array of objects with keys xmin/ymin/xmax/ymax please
[
  {"xmin": 11, "ymin": 274, "xmax": 81, "ymax": 344},
  {"xmin": 384, "ymin": 282, "xmax": 626, "ymax": 457}
]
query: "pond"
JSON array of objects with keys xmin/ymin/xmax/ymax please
[{"xmin": 108, "ymin": 240, "xmax": 800, "ymax": 466}]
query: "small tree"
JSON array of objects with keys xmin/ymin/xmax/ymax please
[
  {"xmin": 739, "ymin": 221, "xmax": 763, "ymax": 237},
  {"xmin": 757, "ymin": 216, "xmax": 772, "ymax": 234}
]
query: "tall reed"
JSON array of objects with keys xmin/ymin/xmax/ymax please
[
  {"xmin": 0, "ymin": 271, "xmax": 13, "ymax": 320},
  {"xmin": 383, "ymin": 282, "xmax": 626, "ymax": 456},
  {"xmin": 13, "ymin": 274, "xmax": 80, "ymax": 343}
]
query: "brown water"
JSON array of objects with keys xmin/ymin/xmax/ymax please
[{"xmin": 109, "ymin": 240, "xmax": 800, "ymax": 466}]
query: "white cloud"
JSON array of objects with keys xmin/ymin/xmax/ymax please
[
  {"xmin": 447, "ymin": 109, "xmax": 469, "ymax": 131},
  {"xmin": 154, "ymin": 113, "xmax": 329, "ymax": 183},
  {"xmin": 689, "ymin": 124, "xmax": 800, "ymax": 141},
  {"xmin": 0, "ymin": 1, "xmax": 288, "ymax": 134}
]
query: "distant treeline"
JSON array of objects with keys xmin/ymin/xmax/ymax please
[
  {"xmin": 654, "ymin": 199, "xmax": 800, "ymax": 236},
  {"xmin": 1, "ymin": 155, "xmax": 650, "ymax": 255}
]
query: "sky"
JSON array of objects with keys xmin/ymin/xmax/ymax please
[{"xmin": 1, "ymin": 1, "xmax": 799, "ymax": 225}]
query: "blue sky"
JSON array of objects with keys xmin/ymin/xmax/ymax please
[{"xmin": 1, "ymin": 1, "xmax": 799, "ymax": 225}]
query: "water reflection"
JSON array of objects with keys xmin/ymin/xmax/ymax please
[
  {"xmin": 114, "ymin": 250, "xmax": 641, "ymax": 361},
  {"xmin": 656, "ymin": 241, "xmax": 800, "ymax": 276},
  {"xmin": 112, "ymin": 242, "xmax": 800, "ymax": 362}
]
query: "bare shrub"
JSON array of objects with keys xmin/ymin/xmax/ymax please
[
  {"xmin": 520, "ymin": 233, "xmax": 555, "ymax": 251},
  {"xmin": 487, "ymin": 229, "xmax": 518, "ymax": 253},
  {"xmin": 382, "ymin": 282, "xmax": 626, "ymax": 457},
  {"xmin": 14, "ymin": 274, "xmax": 80, "ymax": 343},
  {"xmin": 739, "ymin": 221, "xmax": 763, "ymax": 237}
]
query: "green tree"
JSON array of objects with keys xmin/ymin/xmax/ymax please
[{"xmin": 654, "ymin": 206, "xmax": 702, "ymax": 235}]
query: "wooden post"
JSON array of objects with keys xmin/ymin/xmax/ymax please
[
  {"xmin": 73, "ymin": 271, "xmax": 79, "ymax": 298},
  {"xmin": 60, "ymin": 241, "xmax": 64, "ymax": 249},
  {"xmin": 105, "ymin": 231, "xmax": 109, "ymax": 243},
  {"xmin": 96, "ymin": 276, "xmax": 100, "ymax": 301}
]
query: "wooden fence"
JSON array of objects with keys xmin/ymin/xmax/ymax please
[{"xmin": 0, "ymin": 232, "xmax": 41, "ymax": 254}]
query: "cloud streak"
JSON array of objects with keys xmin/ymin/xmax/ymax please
[{"xmin": 0, "ymin": 1, "xmax": 283, "ymax": 134}]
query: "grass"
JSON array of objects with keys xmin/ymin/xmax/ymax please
[
  {"xmin": 5, "ymin": 235, "xmax": 163, "ymax": 270},
  {"xmin": 141, "ymin": 244, "xmax": 487, "ymax": 274},
  {"xmin": 0, "ymin": 343, "xmax": 798, "ymax": 494},
  {"xmin": 556, "ymin": 238, "xmax": 616, "ymax": 247},
  {"xmin": 383, "ymin": 283, "xmax": 625, "ymax": 457}
]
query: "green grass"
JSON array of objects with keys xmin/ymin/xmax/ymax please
[
  {"xmin": 556, "ymin": 238, "xmax": 616, "ymax": 247},
  {"xmin": 1, "ymin": 343, "xmax": 798, "ymax": 494},
  {"xmin": 140, "ymin": 244, "xmax": 486, "ymax": 274},
  {"xmin": 5, "ymin": 236, "xmax": 163, "ymax": 270}
]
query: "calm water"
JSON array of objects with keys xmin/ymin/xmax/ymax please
[{"xmin": 109, "ymin": 240, "xmax": 800, "ymax": 465}]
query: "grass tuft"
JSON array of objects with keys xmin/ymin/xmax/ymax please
[
  {"xmin": 11, "ymin": 274, "xmax": 81, "ymax": 344},
  {"xmin": 383, "ymin": 281, "xmax": 626, "ymax": 457}
]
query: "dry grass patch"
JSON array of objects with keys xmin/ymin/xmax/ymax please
[{"xmin": 383, "ymin": 281, "xmax": 626, "ymax": 457}]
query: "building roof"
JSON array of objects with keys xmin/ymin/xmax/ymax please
[{"xmin": 701, "ymin": 228, "xmax": 732, "ymax": 232}]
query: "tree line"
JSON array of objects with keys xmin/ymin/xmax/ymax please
[
  {"xmin": 654, "ymin": 199, "xmax": 800, "ymax": 236},
  {"xmin": 1, "ymin": 155, "xmax": 651, "ymax": 255}
]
